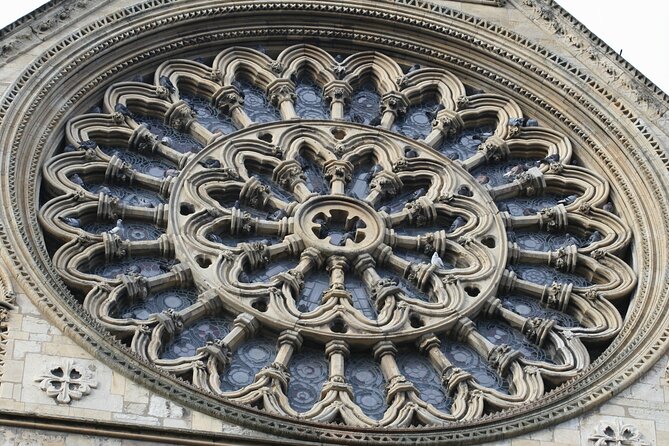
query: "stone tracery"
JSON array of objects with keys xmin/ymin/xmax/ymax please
[{"xmin": 39, "ymin": 44, "xmax": 635, "ymax": 427}]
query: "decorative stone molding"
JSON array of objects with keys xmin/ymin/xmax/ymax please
[
  {"xmin": 588, "ymin": 421, "xmax": 650, "ymax": 446},
  {"xmin": 0, "ymin": 264, "xmax": 15, "ymax": 381},
  {"xmin": 32, "ymin": 41, "xmax": 635, "ymax": 433},
  {"xmin": 0, "ymin": 0, "xmax": 665, "ymax": 444},
  {"xmin": 34, "ymin": 359, "xmax": 97, "ymax": 404}
]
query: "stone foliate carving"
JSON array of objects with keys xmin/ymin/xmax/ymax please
[{"xmin": 34, "ymin": 360, "xmax": 97, "ymax": 404}]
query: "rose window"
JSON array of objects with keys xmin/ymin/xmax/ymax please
[{"xmin": 40, "ymin": 45, "xmax": 635, "ymax": 427}]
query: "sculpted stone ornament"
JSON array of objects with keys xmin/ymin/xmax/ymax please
[
  {"xmin": 34, "ymin": 360, "xmax": 97, "ymax": 404},
  {"xmin": 588, "ymin": 421, "xmax": 650, "ymax": 446},
  {"xmin": 34, "ymin": 42, "xmax": 638, "ymax": 440}
]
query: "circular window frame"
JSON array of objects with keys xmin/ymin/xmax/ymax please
[{"xmin": 0, "ymin": 2, "xmax": 667, "ymax": 444}]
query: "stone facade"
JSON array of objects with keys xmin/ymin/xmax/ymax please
[{"xmin": 0, "ymin": 0, "xmax": 667, "ymax": 445}]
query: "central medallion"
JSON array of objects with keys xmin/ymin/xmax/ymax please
[{"xmin": 294, "ymin": 195, "xmax": 385, "ymax": 257}]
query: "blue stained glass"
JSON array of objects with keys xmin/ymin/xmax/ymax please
[
  {"xmin": 500, "ymin": 293, "xmax": 578, "ymax": 328},
  {"xmin": 396, "ymin": 351, "xmax": 451, "ymax": 412},
  {"xmin": 131, "ymin": 114, "xmax": 203, "ymax": 154},
  {"xmin": 439, "ymin": 338, "xmax": 509, "ymax": 393},
  {"xmin": 90, "ymin": 257, "xmax": 178, "ymax": 279},
  {"xmin": 512, "ymin": 264, "xmax": 592, "ymax": 288},
  {"xmin": 294, "ymin": 76, "xmax": 329, "ymax": 120},
  {"xmin": 438, "ymin": 125, "xmax": 494, "ymax": 161},
  {"xmin": 181, "ymin": 93, "xmax": 237, "ymax": 135},
  {"xmin": 115, "ymin": 287, "xmax": 198, "ymax": 321},
  {"xmin": 345, "ymin": 354, "xmax": 387, "ymax": 420},
  {"xmin": 82, "ymin": 221, "xmax": 164, "ymax": 241},
  {"xmin": 221, "ymin": 335, "xmax": 277, "ymax": 392},
  {"xmin": 160, "ymin": 315, "xmax": 232, "ymax": 359},
  {"xmin": 477, "ymin": 319, "xmax": 556, "ymax": 364},
  {"xmin": 495, "ymin": 195, "xmax": 563, "ymax": 217},
  {"xmin": 239, "ymin": 80, "xmax": 281, "ymax": 123},
  {"xmin": 344, "ymin": 84, "xmax": 381, "ymax": 124},
  {"xmin": 299, "ymin": 155, "xmax": 329, "ymax": 195},
  {"xmin": 346, "ymin": 160, "xmax": 374, "ymax": 199},
  {"xmin": 346, "ymin": 274, "xmax": 376, "ymax": 319},
  {"xmin": 99, "ymin": 145, "xmax": 176, "ymax": 178},
  {"xmin": 287, "ymin": 346, "xmax": 329, "ymax": 412},
  {"xmin": 297, "ymin": 269, "xmax": 330, "ymax": 313},
  {"xmin": 238, "ymin": 258, "xmax": 296, "ymax": 283},
  {"xmin": 509, "ymin": 230, "xmax": 588, "ymax": 252},
  {"xmin": 470, "ymin": 158, "xmax": 539, "ymax": 188},
  {"xmin": 77, "ymin": 180, "xmax": 165, "ymax": 208},
  {"xmin": 391, "ymin": 101, "xmax": 438, "ymax": 140}
]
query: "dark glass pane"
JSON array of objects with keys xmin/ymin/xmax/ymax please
[
  {"xmin": 345, "ymin": 354, "xmax": 387, "ymax": 420},
  {"xmin": 220, "ymin": 335, "xmax": 276, "ymax": 391},
  {"xmin": 375, "ymin": 266, "xmax": 430, "ymax": 302},
  {"xmin": 90, "ymin": 258, "xmax": 178, "ymax": 279},
  {"xmin": 512, "ymin": 264, "xmax": 592, "ymax": 288},
  {"xmin": 161, "ymin": 315, "xmax": 232, "ymax": 359},
  {"xmin": 477, "ymin": 319, "xmax": 556, "ymax": 364},
  {"xmin": 393, "ymin": 247, "xmax": 451, "ymax": 268},
  {"xmin": 470, "ymin": 157, "xmax": 539, "ymax": 188},
  {"xmin": 396, "ymin": 350, "xmax": 451, "ymax": 412},
  {"xmin": 345, "ymin": 83, "xmax": 381, "ymax": 124},
  {"xmin": 346, "ymin": 160, "xmax": 375, "ymax": 199},
  {"xmin": 239, "ymin": 80, "xmax": 281, "ymax": 123},
  {"xmin": 297, "ymin": 269, "xmax": 330, "ymax": 313},
  {"xmin": 75, "ymin": 179, "xmax": 165, "ymax": 208},
  {"xmin": 392, "ymin": 101, "xmax": 438, "ymax": 140},
  {"xmin": 295, "ymin": 76, "xmax": 329, "ymax": 119},
  {"xmin": 346, "ymin": 274, "xmax": 376, "ymax": 319},
  {"xmin": 99, "ymin": 145, "xmax": 176, "ymax": 178},
  {"xmin": 298, "ymin": 155, "xmax": 328, "ymax": 195},
  {"xmin": 287, "ymin": 346, "xmax": 329, "ymax": 412},
  {"xmin": 182, "ymin": 93, "xmax": 237, "ymax": 135},
  {"xmin": 250, "ymin": 173, "xmax": 295, "ymax": 203},
  {"xmin": 501, "ymin": 293, "xmax": 578, "ymax": 328},
  {"xmin": 509, "ymin": 230, "xmax": 588, "ymax": 252},
  {"xmin": 439, "ymin": 339, "xmax": 508, "ymax": 393},
  {"xmin": 376, "ymin": 185, "xmax": 428, "ymax": 213},
  {"xmin": 495, "ymin": 195, "xmax": 563, "ymax": 217},
  {"xmin": 208, "ymin": 233, "xmax": 280, "ymax": 248},
  {"xmin": 132, "ymin": 114, "xmax": 203, "ymax": 154},
  {"xmin": 438, "ymin": 125, "xmax": 494, "ymax": 161},
  {"xmin": 82, "ymin": 221, "xmax": 164, "ymax": 241},
  {"xmin": 238, "ymin": 258, "xmax": 296, "ymax": 283},
  {"xmin": 115, "ymin": 287, "xmax": 198, "ymax": 321}
]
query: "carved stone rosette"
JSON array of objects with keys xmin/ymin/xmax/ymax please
[{"xmin": 23, "ymin": 35, "xmax": 643, "ymax": 443}]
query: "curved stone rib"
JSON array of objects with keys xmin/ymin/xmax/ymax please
[
  {"xmin": 301, "ymin": 340, "xmax": 377, "ymax": 426},
  {"xmin": 400, "ymin": 67, "xmax": 466, "ymax": 113},
  {"xmin": 213, "ymin": 46, "xmax": 278, "ymax": 92},
  {"xmin": 498, "ymin": 270, "xmax": 623, "ymax": 342},
  {"xmin": 418, "ymin": 334, "xmax": 484, "ymax": 421},
  {"xmin": 457, "ymin": 94, "xmax": 524, "ymax": 140},
  {"xmin": 154, "ymin": 58, "xmax": 223, "ymax": 102},
  {"xmin": 84, "ymin": 264, "xmax": 192, "ymax": 333},
  {"xmin": 52, "ymin": 234, "xmax": 174, "ymax": 293},
  {"xmin": 341, "ymin": 51, "xmax": 405, "ymax": 97},
  {"xmin": 374, "ymin": 342, "xmax": 457, "ymax": 427},
  {"xmin": 222, "ymin": 330, "xmax": 302, "ymax": 417}
]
